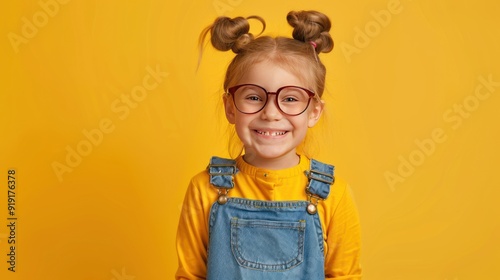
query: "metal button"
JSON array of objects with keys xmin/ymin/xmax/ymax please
[
  {"xmin": 217, "ymin": 194, "xmax": 228, "ymax": 205},
  {"xmin": 306, "ymin": 203, "xmax": 317, "ymax": 215}
]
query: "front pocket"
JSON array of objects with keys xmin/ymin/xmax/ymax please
[{"xmin": 230, "ymin": 217, "xmax": 306, "ymax": 271}]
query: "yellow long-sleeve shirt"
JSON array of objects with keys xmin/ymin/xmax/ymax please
[{"xmin": 176, "ymin": 155, "xmax": 362, "ymax": 279}]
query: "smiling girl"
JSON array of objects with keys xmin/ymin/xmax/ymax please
[{"xmin": 176, "ymin": 10, "xmax": 362, "ymax": 280}]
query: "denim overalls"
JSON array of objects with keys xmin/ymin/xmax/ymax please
[{"xmin": 206, "ymin": 157, "xmax": 335, "ymax": 280}]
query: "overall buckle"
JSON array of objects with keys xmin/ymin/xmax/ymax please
[
  {"xmin": 207, "ymin": 157, "xmax": 239, "ymax": 205},
  {"xmin": 305, "ymin": 159, "xmax": 335, "ymax": 214}
]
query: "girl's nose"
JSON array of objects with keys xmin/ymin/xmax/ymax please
[{"xmin": 260, "ymin": 96, "xmax": 283, "ymax": 121}]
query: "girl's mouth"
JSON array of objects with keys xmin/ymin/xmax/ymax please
[{"xmin": 255, "ymin": 130, "xmax": 287, "ymax": 136}]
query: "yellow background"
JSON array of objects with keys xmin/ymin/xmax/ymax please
[{"xmin": 1, "ymin": 0, "xmax": 499, "ymax": 279}]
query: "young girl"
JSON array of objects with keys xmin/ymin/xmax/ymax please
[{"xmin": 176, "ymin": 10, "xmax": 362, "ymax": 280}]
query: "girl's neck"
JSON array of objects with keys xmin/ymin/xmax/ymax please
[{"xmin": 242, "ymin": 153, "xmax": 300, "ymax": 170}]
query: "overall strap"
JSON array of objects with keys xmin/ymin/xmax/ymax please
[
  {"xmin": 304, "ymin": 159, "xmax": 335, "ymax": 214},
  {"xmin": 207, "ymin": 156, "xmax": 239, "ymax": 204}
]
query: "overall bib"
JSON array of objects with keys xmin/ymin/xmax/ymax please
[{"xmin": 206, "ymin": 157, "xmax": 334, "ymax": 280}]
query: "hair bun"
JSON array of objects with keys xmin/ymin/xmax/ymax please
[
  {"xmin": 203, "ymin": 16, "xmax": 265, "ymax": 54},
  {"xmin": 286, "ymin": 10, "xmax": 334, "ymax": 53}
]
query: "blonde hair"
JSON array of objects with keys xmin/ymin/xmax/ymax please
[{"xmin": 199, "ymin": 10, "xmax": 334, "ymax": 158}]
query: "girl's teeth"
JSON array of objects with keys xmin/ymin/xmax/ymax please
[{"xmin": 258, "ymin": 131, "xmax": 286, "ymax": 136}]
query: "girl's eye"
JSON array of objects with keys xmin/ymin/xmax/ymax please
[
  {"xmin": 282, "ymin": 96, "xmax": 299, "ymax": 102},
  {"xmin": 245, "ymin": 95, "xmax": 263, "ymax": 101}
]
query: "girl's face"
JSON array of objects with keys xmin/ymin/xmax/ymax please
[{"xmin": 224, "ymin": 60, "xmax": 324, "ymax": 169}]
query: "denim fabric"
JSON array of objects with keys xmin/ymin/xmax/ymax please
[
  {"xmin": 207, "ymin": 199, "xmax": 325, "ymax": 280},
  {"xmin": 208, "ymin": 157, "xmax": 239, "ymax": 189},
  {"xmin": 306, "ymin": 159, "xmax": 335, "ymax": 199}
]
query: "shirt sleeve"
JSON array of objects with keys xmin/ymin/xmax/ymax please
[
  {"xmin": 175, "ymin": 176, "xmax": 210, "ymax": 280},
  {"xmin": 324, "ymin": 184, "xmax": 363, "ymax": 279}
]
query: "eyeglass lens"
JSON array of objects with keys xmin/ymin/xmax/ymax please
[{"xmin": 232, "ymin": 85, "xmax": 311, "ymax": 115}]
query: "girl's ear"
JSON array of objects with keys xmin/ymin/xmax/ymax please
[
  {"xmin": 224, "ymin": 95, "xmax": 236, "ymax": 124},
  {"xmin": 308, "ymin": 99, "xmax": 324, "ymax": 128}
]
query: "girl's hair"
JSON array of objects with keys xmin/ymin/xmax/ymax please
[
  {"xmin": 199, "ymin": 10, "xmax": 334, "ymax": 157},
  {"xmin": 200, "ymin": 10, "xmax": 333, "ymax": 95}
]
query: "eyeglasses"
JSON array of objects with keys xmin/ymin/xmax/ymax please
[{"xmin": 227, "ymin": 84, "xmax": 316, "ymax": 116}]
